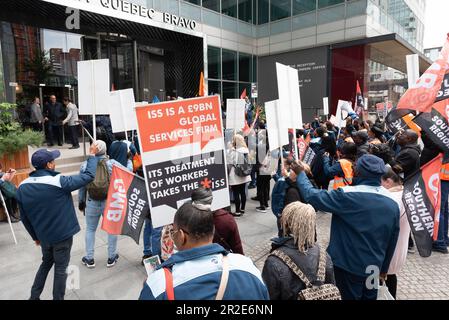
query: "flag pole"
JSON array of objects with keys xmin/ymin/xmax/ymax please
[{"xmin": 0, "ymin": 192, "xmax": 17, "ymax": 245}]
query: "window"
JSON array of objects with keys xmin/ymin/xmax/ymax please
[
  {"xmin": 271, "ymin": 0, "xmax": 291, "ymax": 21},
  {"xmin": 222, "ymin": 49, "xmax": 237, "ymax": 81},
  {"xmin": 203, "ymin": 0, "xmax": 220, "ymax": 12},
  {"xmin": 238, "ymin": 0, "xmax": 252, "ymax": 23},
  {"xmin": 208, "ymin": 80, "xmax": 221, "ymax": 96},
  {"xmin": 318, "ymin": 0, "xmax": 344, "ymax": 8},
  {"xmin": 293, "ymin": 0, "xmax": 316, "ymax": 15},
  {"xmin": 223, "ymin": 82, "xmax": 238, "ymax": 102},
  {"xmin": 258, "ymin": 0, "xmax": 269, "ymax": 24},
  {"xmin": 222, "ymin": 0, "xmax": 237, "ymax": 17},
  {"xmin": 184, "ymin": 0, "xmax": 200, "ymax": 5},
  {"xmin": 208, "ymin": 46, "xmax": 221, "ymax": 80},
  {"xmin": 239, "ymin": 52, "xmax": 251, "ymax": 82}
]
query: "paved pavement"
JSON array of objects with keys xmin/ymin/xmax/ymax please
[{"xmin": 1, "ymin": 185, "xmax": 449, "ymax": 300}]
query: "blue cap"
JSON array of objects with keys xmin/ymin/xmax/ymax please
[
  {"xmin": 31, "ymin": 149, "xmax": 61, "ymax": 169},
  {"xmin": 356, "ymin": 154, "xmax": 387, "ymax": 178}
]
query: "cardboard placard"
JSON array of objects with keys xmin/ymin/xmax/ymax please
[
  {"xmin": 265, "ymin": 100, "xmax": 289, "ymax": 152},
  {"xmin": 109, "ymin": 89, "xmax": 138, "ymax": 133},
  {"xmin": 135, "ymin": 96, "xmax": 230, "ymax": 228},
  {"xmin": 77, "ymin": 59, "xmax": 110, "ymax": 115},
  {"xmin": 226, "ymin": 99, "xmax": 246, "ymax": 130},
  {"xmin": 276, "ymin": 62, "xmax": 303, "ymax": 129}
]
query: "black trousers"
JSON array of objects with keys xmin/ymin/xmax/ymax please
[
  {"xmin": 232, "ymin": 183, "xmax": 247, "ymax": 213},
  {"xmin": 68, "ymin": 125, "xmax": 79, "ymax": 147},
  {"xmin": 49, "ymin": 124, "xmax": 63, "ymax": 145},
  {"xmin": 31, "ymin": 122, "xmax": 42, "ymax": 132},
  {"xmin": 385, "ymin": 274, "xmax": 397, "ymax": 299},
  {"xmin": 30, "ymin": 237, "xmax": 73, "ymax": 300},
  {"xmin": 257, "ymin": 175, "xmax": 271, "ymax": 207}
]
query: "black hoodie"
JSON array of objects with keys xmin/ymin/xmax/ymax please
[{"xmin": 393, "ymin": 143, "xmax": 422, "ymax": 181}]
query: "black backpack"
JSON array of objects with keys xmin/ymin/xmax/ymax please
[{"xmin": 234, "ymin": 153, "xmax": 252, "ymax": 177}]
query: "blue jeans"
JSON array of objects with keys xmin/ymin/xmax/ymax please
[
  {"xmin": 30, "ymin": 237, "xmax": 73, "ymax": 300},
  {"xmin": 151, "ymin": 226, "xmax": 163, "ymax": 259},
  {"xmin": 435, "ymin": 180, "xmax": 449, "ymax": 248},
  {"xmin": 143, "ymin": 218, "xmax": 153, "ymax": 256},
  {"xmin": 85, "ymin": 199, "xmax": 117, "ymax": 260}
]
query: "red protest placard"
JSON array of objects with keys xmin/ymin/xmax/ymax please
[{"xmin": 135, "ymin": 96, "xmax": 223, "ymax": 153}]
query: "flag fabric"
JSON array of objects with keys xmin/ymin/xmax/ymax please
[
  {"xmin": 413, "ymin": 99, "xmax": 449, "ymax": 163},
  {"xmin": 402, "ymin": 154, "xmax": 443, "ymax": 257},
  {"xmin": 396, "ymin": 35, "xmax": 449, "ymax": 117},
  {"xmin": 199, "ymin": 71, "xmax": 206, "ymax": 97},
  {"xmin": 240, "ymin": 88, "xmax": 247, "ymax": 99},
  {"xmin": 152, "ymin": 96, "xmax": 160, "ymax": 103},
  {"xmin": 242, "ymin": 121, "xmax": 251, "ymax": 136},
  {"xmin": 355, "ymin": 80, "xmax": 364, "ymax": 116},
  {"xmin": 385, "ymin": 106, "xmax": 421, "ymax": 135},
  {"xmin": 297, "ymin": 137, "xmax": 308, "ymax": 160},
  {"xmin": 101, "ymin": 165, "xmax": 149, "ymax": 244}
]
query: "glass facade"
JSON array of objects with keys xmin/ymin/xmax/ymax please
[
  {"xmin": 172, "ymin": 0, "xmax": 424, "ymax": 53},
  {"xmin": 207, "ymin": 45, "xmax": 257, "ymax": 103}
]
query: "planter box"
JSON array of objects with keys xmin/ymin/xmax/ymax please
[{"xmin": 0, "ymin": 147, "xmax": 31, "ymax": 187}]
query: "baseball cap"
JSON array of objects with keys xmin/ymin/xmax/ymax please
[{"xmin": 31, "ymin": 149, "xmax": 61, "ymax": 169}]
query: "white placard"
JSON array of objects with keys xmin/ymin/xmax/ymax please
[
  {"xmin": 323, "ymin": 97, "xmax": 329, "ymax": 115},
  {"xmin": 109, "ymin": 89, "xmax": 137, "ymax": 133},
  {"xmin": 265, "ymin": 100, "xmax": 289, "ymax": 151},
  {"xmin": 336, "ymin": 100, "xmax": 351, "ymax": 128},
  {"xmin": 77, "ymin": 59, "xmax": 110, "ymax": 115},
  {"xmin": 226, "ymin": 99, "xmax": 246, "ymax": 130},
  {"xmin": 406, "ymin": 54, "xmax": 420, "ymax": 89},
  {"xmin": 276, "ymin": 62, "xmax": 303, "ymax": 129}
]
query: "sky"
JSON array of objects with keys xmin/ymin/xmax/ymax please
[{"xmin": 424, "ymin": 0, "xmax": 449, "ymax": 48}]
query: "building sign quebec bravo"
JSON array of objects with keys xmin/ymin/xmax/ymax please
[{"xmin": 80, "ymin": 0, "xmax": 197, "ymax": 31}]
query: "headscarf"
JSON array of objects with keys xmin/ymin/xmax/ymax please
[{"xmin": 109, "ymin": 140, "xmax": 128, "ymax": 167}]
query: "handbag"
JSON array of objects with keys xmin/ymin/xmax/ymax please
[{"xmin": 377, "ymin": 283, "xmax": 395, "ymax": 300}]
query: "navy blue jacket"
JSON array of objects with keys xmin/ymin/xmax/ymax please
[
  {"xmin": 296, "ymin": 172, "xmax": 400, "ymax": 276},
  {"xmin": 139, "ymin": 244, "xmax": 269, "ymax": 300},
  {"xmin": 16, "ymin": 156, "xmax": 98, "ymax": 245}
]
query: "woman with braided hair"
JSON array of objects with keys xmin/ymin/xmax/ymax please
[{"xmin": 262, "ymin": 201, "xmax": 336, "ymax": 300}]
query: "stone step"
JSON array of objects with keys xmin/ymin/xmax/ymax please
[
  {"xmin": 56, "ymin": 162, "xmax": 84, "ymax": 174},
  {"xmin": 55, "ymin": 155, "xmax": 87, "ymax": 166}
]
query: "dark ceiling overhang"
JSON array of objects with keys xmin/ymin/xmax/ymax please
[
  {"xmin": 331, "ymin": 33, "xmax": 432, "ymax": 74},
  {"xmin": 0, "ymin": 0, "xmax": 200, "ymax": 50}
]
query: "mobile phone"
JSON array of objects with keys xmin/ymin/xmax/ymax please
[{"xmin": 143, "ymin": 255, "xmax": 161, "ymax": 277}]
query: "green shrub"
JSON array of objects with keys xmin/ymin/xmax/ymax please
[{"xmin": 0, "ymin": 103, "xmax": 44, "ymax": 158}]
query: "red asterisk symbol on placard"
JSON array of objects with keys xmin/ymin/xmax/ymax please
[{"xmin": 201, "ymin": 178, "xmax": 212, "ymax": 189}]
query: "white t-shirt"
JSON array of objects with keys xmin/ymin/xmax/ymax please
[{"xmin": 387, "ymin": 186, "xmax": 410, "ymax": 275}]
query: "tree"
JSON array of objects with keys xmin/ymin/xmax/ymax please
[{"xmin": 24, "ymin": 49, "xmax": 52, "ymax": 86}]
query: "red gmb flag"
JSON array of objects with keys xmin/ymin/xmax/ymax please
[
  {"xmin": 397, "ymin": 34, "xmax": 449, "ymax": 114},
  {"xmin": 240, "ymin": 88, "xmax": 247, "ymax": 100},
  {"xmin": 402, "ymin": 154, "xmax": 443, "ymax": 257},
  {"xmin": 101, "ymin": 165, "xmax": 149, "ymax": 244}
]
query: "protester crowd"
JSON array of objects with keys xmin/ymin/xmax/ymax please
[{"xmin": 0, "ymin": 93, "xmax": 447, "ymax": 301}]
